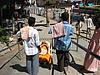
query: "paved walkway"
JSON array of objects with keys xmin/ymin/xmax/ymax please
[{"xmin": 0, "ymin": 14, "xmax": 100, "ymax": 75}]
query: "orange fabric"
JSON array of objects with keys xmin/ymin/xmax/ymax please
[
  {"xmin": 39, "ymin": 41, "xmax": 52, "ymax": 64},
  {"xmin": 39, "ymin": 54, "xmax": 52, "ymax": 63},
  {"xmin": 39, "ymin": 43, "xmax": 48, "ymax": 55}
]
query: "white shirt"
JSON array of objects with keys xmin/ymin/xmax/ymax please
[
  {"xmin": 17, "ymin": 26, "xmax": 40, "ymax": 55},
  {"xmin": 24, "ymin": 27, "xmax": 40, "ymax": 55},
  {"xmin": 88, "ymin": 18, "xmax": 94, "ymax": 28}
]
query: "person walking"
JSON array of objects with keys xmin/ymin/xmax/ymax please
[
  {"xmin": 75, "ymin": 15, "xmax": 84, "ymax": 35},
  {"xmin": 87, "ymin": 14, "xmax": 94, "ymax": 38},
  {"xmin": 52, "ymin": 12, "xmax": 74, "ymax": 72},
  {"xmin": 84, "ymin": 14, "xmax": 94, "ymax": 38},
  {"xmin": 83, "ymin": 14, "xmax": 100, "ymax": 72},
  {"xmin": 17, "ymin": 17, "xmax": 40, "ymax": 75}
]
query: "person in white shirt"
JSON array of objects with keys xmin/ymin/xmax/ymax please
[
  {"xmin": 84, "ymin": 14, "xmax": 94, "ymax": 38},
  {"xmin": 17, "ymin": 17, "xmax": 40, "ymax": 75},
  {"xmin": 87, "ymin": 15, "xmax": 94, "ymax": 38},
  {"xmin": 87, "ymin": 15, "xmax": 94, "ymax": 28}
]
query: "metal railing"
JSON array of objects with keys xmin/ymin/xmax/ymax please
[
  {"xmin": 74, "ymin": 33, "xmax": 91, "ymax": 40},
  {"xmin": 72, "ymin": 33, "xmax": 100, "ymax": 60},
  {"xmin": 0, "ymin": 43, "xmax": 18, "ymax": 53},
  {"xmin": 0, "ymin": 33, "xmax": 100, "ymax": 71},
  {"xmin": 0, "ymin": 41, "xmax": 23, "ymax": 69}
]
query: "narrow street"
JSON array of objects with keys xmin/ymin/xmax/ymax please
[{"xmin": 0, "ymin": 14, "xmax": 100, "ymax": 75}]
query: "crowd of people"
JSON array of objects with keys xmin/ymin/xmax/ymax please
[
  {"xmin": 16, "ymin": 11, "xmax": 100, "ymax": 75},
  {"xmin": 74, "ymin": 13, "xmax": 95, "ymax": 38}
]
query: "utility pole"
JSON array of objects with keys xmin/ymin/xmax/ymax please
[
  {"xmin": 65, "ymin": 7, "xmax": 71, "ymax": 24},
  {"xmin": 45, "ymin": 6, "xmax": 50, "ymax": 27},
  {"xmin": 0, "ymin": 7, "xmax": 3, "ymax": 27},
  {"xmin": 45, "ymin": 1, "xmax": 51, "ymax": 27}
]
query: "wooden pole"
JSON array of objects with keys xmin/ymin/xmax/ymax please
[
  {"xmin": 0, "ymin": 7, "xmax": 3, "ymax": 27},
  {"xmin": 45, "ymin": 6, "xmax": 50, "ymax": 27},
  {"xmin": 68, "ymin": 9, "xmax": 71, "ymax": 24},
  {"xmin": 12, "ymin": 18, "xmax": 15, "ymax": 34},
  {"xmin": 65, "ymin": 7, "xmax": 71, "ymax": 24}
]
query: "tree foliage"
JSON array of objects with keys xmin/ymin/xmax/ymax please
[{"xmin": 0, "ymin": 26, "xmax": 9, "ymax": 45}]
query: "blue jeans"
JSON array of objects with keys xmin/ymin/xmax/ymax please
[{"xmin": 26, "ymin": 54, "xmax": 39, "ymax": 75}]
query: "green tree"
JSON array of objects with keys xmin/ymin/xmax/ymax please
[{"xmin": 0, "ymin": 26, "xmax": 9, "ymax": 46}]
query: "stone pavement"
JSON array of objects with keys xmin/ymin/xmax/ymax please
[{"xmin": 0, "ymin": 14, "xmax": 100, "ymax": 75}]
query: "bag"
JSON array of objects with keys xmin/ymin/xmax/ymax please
[
  {"xmin": 48, "ymin": 27, "xmax": 52, "ymax": 34},
  {"xmin": 17, "ymin": 38, "xmax": 23, "ymax": 45}
]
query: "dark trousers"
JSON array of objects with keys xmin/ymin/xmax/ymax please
[{"xmin": 56, "ymin": 50, "xmax": 69, "ymax": 72}]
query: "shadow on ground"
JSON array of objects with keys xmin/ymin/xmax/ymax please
[
  {"xmin": 39, "ymin": 62, "xmax": 52, "ymax": 70},
  {"xmin": 68, "ymin": 62, "xmax": 94, "ymax": 75},
  {"xmin": 10, "ymin": 64, "xmax": 28, "ymax": 73},
  {"xmin": 51, "ymin": 52, "xmax": 94, "ymax": 75},
  {"xmin": 67, "ymin": 52, "xmax": 94, "ymax": 75}
]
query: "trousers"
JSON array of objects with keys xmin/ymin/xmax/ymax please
[
  {"xmin": 56, "ymin": 50, "xmax": 69, "ymax": 72},
  {"xmin": 26, "ymin": 54, "xmax": 39, "ymax": 75}
]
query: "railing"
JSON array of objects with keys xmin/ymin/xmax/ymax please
[
  {"xmin": 0, "ymin": 41, "xmax": 23, "ymax": 69},
  {"xmin": 74, "ymin": 33, "xmax": 91, "ymax": 40},
  {"xmin": 40, "ymin": 34, "xmax": 100, "ymax": 61},
  {"xmin": 72, "ymin": 33, "xmax": 100, "ymax": 60},
  {"xmin": 0, "ymin": 38, "xmax": 53, "ymax": 70},
  {"xmin": 0, "ymin": 43, "xmax": 18, "ymax": 53}
]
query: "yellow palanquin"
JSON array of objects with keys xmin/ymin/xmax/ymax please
[{"xmin": 39, "ymin": 41, "xmax": 53, "ymax": 64}]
